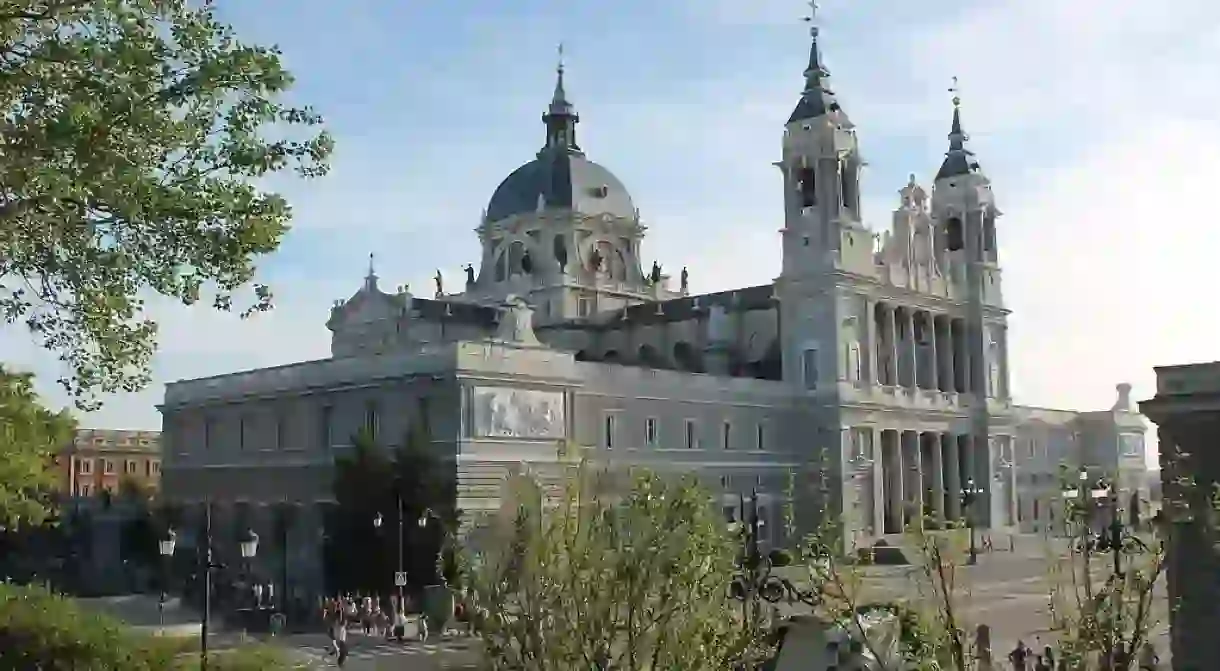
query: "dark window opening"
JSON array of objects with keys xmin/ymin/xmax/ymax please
[
  {"xmin": 983, "ymin": 214, "xmax": 997, "ymax": 253},
  {"xmin": 797, "ymin": 167, "xmax": 817, "ymax": 207},
  {"xmin": 946, "ymin": 217, "xmax": 964, "ymax": 251},
  {"xmin": 840, "ymin": 163, "xmax": 858, "ymax": 212}
]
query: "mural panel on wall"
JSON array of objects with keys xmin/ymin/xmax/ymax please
[{"xmin": 473, "ymin": 386, "xmax": 566, "ymax": 440}]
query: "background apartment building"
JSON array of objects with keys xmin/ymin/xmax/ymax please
[{"xmin": 53, "ymin": 429, "xmax": 162, "ymax": 498}]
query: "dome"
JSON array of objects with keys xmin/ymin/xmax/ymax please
[{"xmin": 486, "ymin": 149, "xmax": 636, "ymax": 223}]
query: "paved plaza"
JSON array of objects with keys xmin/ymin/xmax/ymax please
[{"xmin": 77, "ymin": 536, "xmax": 1170, "ymax": 667}]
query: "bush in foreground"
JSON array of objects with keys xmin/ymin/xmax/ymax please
[{"xmin": 0, "ymin": 582, "xmax": 296, "ymax": 670}]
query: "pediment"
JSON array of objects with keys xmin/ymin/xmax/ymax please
[{"xmin": 331, "ymin": 288, "xmax": 404, "ymax": 328}]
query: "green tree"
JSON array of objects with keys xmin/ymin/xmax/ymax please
[
  {"xmin": 0, "ymin": 0, "xmax": 333, "ymax": 406},
  {"xmin": 0, "ymin": 365, "xmax": 75, "ymax": 530},
  {"xmin": 465, "ymin": 462, "xmax": 768, "ymax": 671},
  {"xmin": 326, "ymin": 425, "xmax": 458, "ymax": 595}
]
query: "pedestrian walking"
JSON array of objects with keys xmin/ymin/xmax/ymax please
[{"xmin": 334, "ymin": 612, "xmax": 349, "ymax": 667}]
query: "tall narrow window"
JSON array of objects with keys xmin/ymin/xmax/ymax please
[
  {"xmin": 722, "ymin": 421, "xmax": 732, "ymax": 450},
  {"xmin": 797, "ymin": 167, "xmax": 817, "ymax": 207},
  {"xmin": 275, "ymin": 412, "xmax": 287, "ymax": 449},
  {"xmin": 319, "ymin": 406, "xmax": 334, "ymax": 449},
  {"xmin": 840, "ymin": 162, "xmax": 859, "ymax": 213},
  {"xmin": 603, "ymin": 414, "xmax": 616, "ymax": 450},
  {"xmin": 364, "ymin": 401, "xmax": 379, "ymax": 441},
  {"xmin": 946, "ymin": 217, "xmax": 964, "ymax": 251},
  {"xmin": 645, "ymin": 417, "xmax": 657, "ymax": 446},
  {"xmin": 203, "ymin": 417, "xmax": 214, "ymax": 450},
  {"xmin": 238, "ymin": 415, "xmax": 248, "ymax": 450},
  {"xmin": 802, "ymin": 347, "xmax": 819, "ymax": 391},
  {"xmin": 685, "ymin": 420, "xmax": 697, "ymax": 449},
  {"xmin": 756, "ymin": 424, "xmax": 766, "ymax": 451}
]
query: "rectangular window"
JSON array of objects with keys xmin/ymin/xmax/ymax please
[
  {"xmin": 239, "ymin": 415, "xmax": 248, "ymax": 450},
  {"xmin": 685, "ymin": 420, "xmax": 696, "ymax": 449},
  {"xmin": 320, "ymin": 406, "xmax": 334, "ymax": 449},
  {"xmin": 203, "ymin": 417, "xmax": 214, "ymax": 450},
  {"xmin": 603, "ymin": 414, "xmax": 615, "ymax": 450},
  {"xmin": 365, "ymin": 401, "xmax": 379, "ymax": 441},
  {"xmin": 125, "ymin": 460, "xmax": 137, "ymax": 474},
  {"xmin": 722, "ymin": 421, "xmax": 732, "ymax": 450},
  {"xmin": 578, "ymin": 298, "xmax": 591, "ymax": 317},
  {"xmin": 756, "ymin": 424, "xmax": 766, "ymax": 451},
  {"xmin": 802, "ymin": 348, "xmax": 819, "ymax": 391},
  {"xmin": 275, "ymin": 412, "xmax": 287, "ymax": 449},
  {"xmin": 103, "ymin": 459, "xmax": 115, "ymax": 475},
  {"xmin": 1119, "ymin": 433, "xmax": 1144, "ymax": 458},
  {"xmin": 78, "ymin": 459, "xmax": 93, "ymax": 475},
  {"xmin": 79, "ymin": 484, "xmax": 91, "ymax": 497},
  {"xmin": 147, "ymin": 461, "xmax": 160, "ymax": 476},
  {"xmin": 797, "ymin": 167, "xmax": 817, "ymax": 207},
  {"xmin": 645, "ymin": 417, "xmax": 657, "ymax": 446}
]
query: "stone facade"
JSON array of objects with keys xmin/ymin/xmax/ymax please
[
  {"xmin": 1139, "ymin": 362, "xmax": 1220, "ymax": 671},
  {"xmin": 55, "ymin": 428, "xmax": 162, "ymax": 498},
  {"xmin": 157, "ymin": 20, "xmax": 1152, "ymax": 596}
]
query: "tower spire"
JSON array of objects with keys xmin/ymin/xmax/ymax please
[
  {"xmin": 936, "ymin": 77, "xmax": 981, "ymax": 179},
  {"xmin": 541, "ymin": 43, "xmax": 582, "ymax": 156},
  {"xmin": 788, "ymin": 0, "xmax": 842, "ymax": 123},
  {"xmin": 364, "ymin": 252, "xmax": 379, "ymax": 291}
]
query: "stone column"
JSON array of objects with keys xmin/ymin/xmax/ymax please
[
  {"xmin": 885, "ymin": 430, "xmax": 903, "ymax": 534},
  {"xmin": 906, "ymin": 310, "xmax": 919, "ymax": 389},
  {"xmin": 928, "ymin": 432, "xmax": 946, "ymax": 523},
  {"xmin": 865, "ymin": 299, "xmax": 879, "ymax": 386},
  {"xmin": 887, "ymin": 306, "xmax": 900, "ymax": 386},
  {"xmin": 903, "ymin": 431, "xmax": 923, "ymax": 529},
  {"xmin": 998, "ymin": 324, "xmax": 1011, "ymax": 399},
  {"xmin": 944, "ymin": 433, "xmax": 962, "ymax": 522},
  {"xmin": 870, "ymin": 427, "xmax": 885, "ymax": 537},
  {"xmin": 927, "ymin": 312, "xmax": 940, "ymax": 392}
]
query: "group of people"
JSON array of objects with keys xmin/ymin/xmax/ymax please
[{"xmin": 319, "ymin": 593, "xmax": 421, "ymax": 666}]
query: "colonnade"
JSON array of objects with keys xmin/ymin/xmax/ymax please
[
  {"xmin": 866, "ymin": 301, "xmax": 1007, "ymax": 398},
  {"xmin": 851, "ymin": 429, "xmax": 1013, "ymax": 535}
]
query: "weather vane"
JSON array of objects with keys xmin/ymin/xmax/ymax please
[
  {"xmin": 557, "ymin": 42, "xmax": 565, "ymax": 73},
  {"xmin": 949, "ymin": 76, "xmax": 961, "ymax": 107},
  {"xmin": 802, "ymin": 1, "xmax": 820, "ymax": 36},
  {"xmin": 367, "ymin": 252, "xmax": 376, "ymax": 276}
]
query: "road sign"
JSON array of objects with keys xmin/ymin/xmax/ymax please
[{"xmin": 395, "ymin": 572, "xmax": 407, "ymax": 586}]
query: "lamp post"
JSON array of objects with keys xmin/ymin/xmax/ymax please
[
  {"xmin": 961, "ymin": 478, "xmax": 985, "ymax": 564},
  {"xmin": 158, "ymin": 528, "xmax": 177, "ymax": 630},
  {"xmin": 375, "ymin": 490, "xmax": 406, "ymax": 607},
  {"xmin": 198, "ymin": 502, "xmax": 227, "ymax": 671},
  {"xmin": 728, "ymin": 489, "xmax": 821, "ymax": 629},
  {"xmin": 239, "ymin": 529, "xmax": 259, "ymax": 608}
]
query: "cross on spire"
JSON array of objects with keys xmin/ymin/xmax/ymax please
[
  {"xmin": 557, "ymin": 42, "xmax": 565, "ymax": 74},
  {"xmin": 949, "ymin": 75, "xmax": 962, "ymax": 108},
  {"xmin": 802, "ymin": 0, "xmax": 820, "ymax": 35}
]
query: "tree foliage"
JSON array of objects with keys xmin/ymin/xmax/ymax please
[
  {"xmin": 0, "ymin": 0, "xmax": 333, "ymax": 405},
  {"xmin": 0, "ymin": 365, "xmax": 75, "ymax": 529},
  {"xmin": 326, "ymin": 425, "xmax": 457, "ymax": 595},
  {"xmin": 464, "ymin": 463, "xmax": 768, "ymax": 671}
]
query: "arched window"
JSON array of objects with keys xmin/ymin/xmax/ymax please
[
  {"xmin": 508, "ymin": 241, "xmax": 527, "ymax": 275},
  {"xmin": 797, "ymin": 167, "xmax": 817, "ymax": 207},
  {"xmin": 840, "ymin": 161, "xmax": 859, "ymax": 213},
  {"xmin": 945, "ymin": 217, "xmax": 964, "ymax": 252},
  {"xmin": 494, "ymin": 251, "xmax": 507, "ymax": 282},
  {"xmin": 673, "ymin": 342, "xmax": 704, "ymax": 373},
  {"xmin": 638, "ymin": 344, "xmax": 663, "ymax": 368}
]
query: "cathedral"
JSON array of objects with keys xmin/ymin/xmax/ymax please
[{"xmin": 159, "ymin": 17, "xmax": 1149, "ymax": 592}]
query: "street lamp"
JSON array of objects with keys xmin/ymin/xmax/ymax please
[
  {"xmin": 239, "ymin": 529, "xmax": 258, "ymax": 609},
  {"xmin": 728, "ymin": 489, "xmax": 820, "ymax": 628},
  {"xmin": 961, "ymin": 479, "xmax": 985, "ymax": 565},
  {"xmin": 158, "ymin": 528, "xmax": 176, "ymax": 630},
  {"xmin": 375, "ymin": 491, "xmax": 407, "ymax": 607}
]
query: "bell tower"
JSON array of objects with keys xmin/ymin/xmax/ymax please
[{"xmin": 778, "ymin": 2, "xmax": 866, "ymax": 278}]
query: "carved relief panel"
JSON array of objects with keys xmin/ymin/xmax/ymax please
[{"xmin": 472, "ymin": 386, "xmax": 566, "ymax": 440}]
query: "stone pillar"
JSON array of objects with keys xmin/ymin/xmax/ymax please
[
  {"xmin": 906, "ymin": 310, "xmax": 919, "ymax": 389},
  {"xmin": 927, "ymin": 312, "xmax": 940, "ymax": 392},
  {"xmin": 902, "ymin": 431, "xmax": 923, "ymax": 529},
  {"xmin": 927, "ymin": 432, "xmax": 946, "ymax": 523},
  {"xmin": 945, "ymin": 433, "xmax": 962, "ymax": 522},
  {"xmin": 870, "ymin": 428, "xmax": 885, "ymax": 537},
  {"xmin": 885, "ymin": 430, "xmax": 904, "ymax": 534},
  {"xmin": 886, "ymin": 305, "xmax": 899, "ymax": 386},
  {"xmin": 998, "ymin": 324, "xmax": 1011, "ymax": 399},
  {"xmin": 865, "ymin": 299, "xmax": 879, "ymax": 386}
]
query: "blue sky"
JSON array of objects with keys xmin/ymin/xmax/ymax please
[{"xmin": 5, "ymin": 0, "xmax": 1220, "ymax": 469}]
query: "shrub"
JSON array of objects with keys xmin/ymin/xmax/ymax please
[
  {"xmin": 0, "ymin": 582, "xmax": 179, "ymax": 670},
  {"xmin": 0, "ymin": 583, "xmax": 297, "ymax": 670}
]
